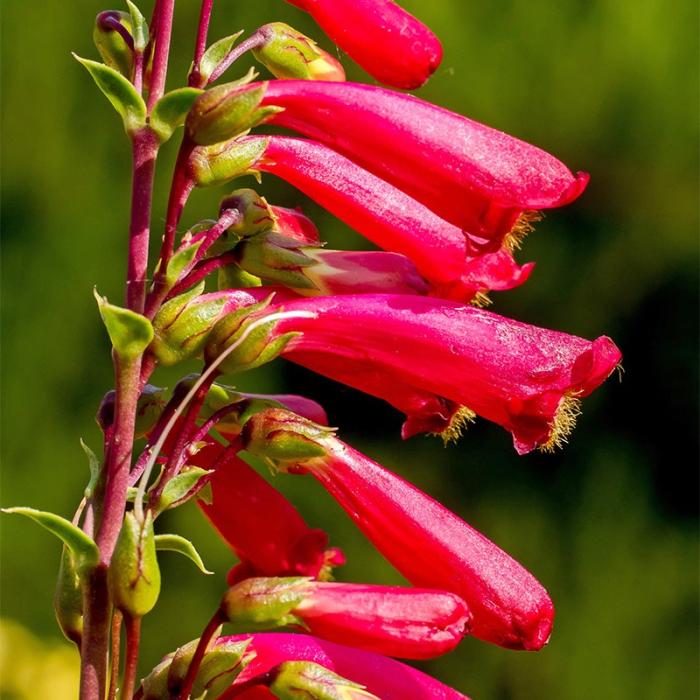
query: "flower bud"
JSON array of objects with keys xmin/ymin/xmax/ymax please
[
  {"xmin": 93, "ymin": 10, "xmax": 133, "ymax": 78},
  {"xmin": 97, "ymin": 384, "xmax": 167, "ymax": 438},
  {"xmin": 186, "ymin": 82, "xmax": 281, "ymax": 147},
  {"xmin": 150, "ymin": 285, "xmax": 247, "ymax": 366},
  {"xmin": 190, "ymin": 136, "xmax": 270, "ymax": 188},
  {"xmin": 53, "ymin": 546, "xmax": 83, "ymax": 646},
  {"xmin": 108, "ymin": 511, "xmax": 160, "ymax": 617},
  {"xmin": 269, "ymin": 661, "xmax": 379, "ymax": 700},
  {"xmin": 241, "ymin": 408, "xmax": 332, "ymax": 466},
  {"xmin": 253, "ymin": 23, "xmax": 345, "ymax": 82},
  {"xmin": 204, "ymin": 297, "xmax": 300, "ymax": 375},
  {"xmin": 235, "ymin": 232, "xmax": 319, "ymax": 289}
]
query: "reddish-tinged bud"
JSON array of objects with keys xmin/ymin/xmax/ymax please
[
  {"xmin": 271, "ymin": 206, "xmax": 320, "ymax": 244},
  {"xmin": 93, "ymin": 11, "xmax": 134, "ymax": 78},
  {"xmin": 97, "ymin": 384, "xmax": 167, "ymax": 438},
  {"xmin": 197, "ymin": 451, "xmax": 343, "ymax": 583},
  {"xmin": 219, "ymin": 633, "xmax": 471, "ymax": 699},
  {"xmin": 190, "ymin": 135, "xmax": 270, "ymax": 188},
  {"xmin": 222, "ymin": 577, "xmax": 470, "ymax": 660},
  {"xmin": 186, "ymin": 82, "xmax": 281, "ymax": 146},
  {"xmin": 253, "ymin": 23, "xmax": 345, "ymax": 82},
  {"xmin": 269, "ymin": 661, "xmax": 379, "ymax": 700},
  {"xmin": 285, "ymin": 0, "xmax": 442, "ymax": 89}
]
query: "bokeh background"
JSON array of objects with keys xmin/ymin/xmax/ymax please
[{"xmin": 2, "ymin": 1, "xmax": 698, "ymax": 698}]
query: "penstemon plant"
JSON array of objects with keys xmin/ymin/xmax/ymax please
[{"xmin": 4, "ymin": 1, "xmax": 623, "ymax": 699}]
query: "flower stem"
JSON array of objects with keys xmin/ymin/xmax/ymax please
[
  {"xmin": 189, "ymin": 0, "xmax": 214, "ymax": 88},
  {"xmin": 177, "ymin": 609, "xmax": 224, "ymax": 700},
  {"xmin": 107, "ymin": 610, "xmax": 123, "ymax": 700},
  {"xmin": 147, "ymin": 0, "xmax": 175, "ymax": 111},
  {"xmin": 80, "ymin": 565, "xmax": 111, "ymax": 700},
  {"xmin": 120, "ymin": 615, "xmax": 142, "ymax": 700},
  {"xmin": 208, "ymin": 33, "xmax": 266, "ymax": 84}
]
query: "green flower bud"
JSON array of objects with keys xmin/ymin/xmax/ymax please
[
  {"xmin": 221, "ymin": 577, "xmax": 312, "ymax": 629},
  {"xmin": 190, "ymin": 136, "xmax": 270, "ymax": 188},
  {"xmin": 204, "ymin": 297, "xmax": 300, "ymax": 375},
  {"xmin": 269, "ymin": 661, "xmax": 378, "ymax": 700},
  {"xmin": 241, "ymin": 408, "xmax": 332, "ymax": 467},
  {"xmin": 93, "ymin": 11, "xmax": 134, "ymax": 78},
  {"xmin": 150, "ymin": 284, "xmax": 240, "ymax": 366},
  {"xmin": 235, "ymin": 232, "xmax": 319, "ymax": 289},
  {"xmin": 108, "ymin": 511, "xmax": 161, "ymax": 617},
  {"xmin": 253, "ymin": 23, "xmax": 346, "ymax": 82},
  {"xmin": 218, "ymin": 264, "xmax": 263, "ymax": 291},
  {"xmin": 186, "ymin": 82, "xmax": 281, "ymax": 147},
  {"xmin": 53, "ymin": 546, "xmax": 83, "ymax": 646}
]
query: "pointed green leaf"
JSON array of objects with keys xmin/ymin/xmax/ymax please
[
  {"xmin": 165, "ymin": 240, "xmax": 202, "ymax": 286},
  {"xmin": 80, "ymin": 439, "xmax": 101, "ymax": 498},
  {"xmin": 73, "ymin": 55, "xmax": 147, "ymax": 133},
  {"xmin": 125, "ymin": 0, "xmax": 148, "ymax": 50},
  {"xmin": 154, "ymin": 466, "xmax": 211, "ymax": 513},
  {"xmin": 151, "ymin": 88, "xmax": 204, "ymax": 143},
  {"xmin": 95, "ymin": 290, "xmax": 154, "ymax": 359},
  {"xmin": 154, "ymin": 534, "xmax": 213, "ymax": 574},
  {"xmin": 3, "ymin": 508, "xmax": 98, "ymax": 572},
  {"xmin": 198, "ymin": 32, "xmax": 244, "ymax": 83}
]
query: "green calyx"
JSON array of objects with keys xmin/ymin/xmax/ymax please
[
  {"xmin": 221, "ymin": 577, "xmax": 312, "ymax": 629},
  {"xmin": 109, "ymin": 510, "xmax": 161, "ymax": 617},
  {"xmin": 53, "ymin": 546, "xmax": 84, "ymax": 646},
  {"xmin": 252, "ymin": 23, "xmax": 327, "ymax": 80},
  {"xmin": 269, "ymin": 662, "xmax": 378, "ymax": 700},
  {"xmin": 190, "ymin": 136, "xmax": 270, "ymax": 188}
]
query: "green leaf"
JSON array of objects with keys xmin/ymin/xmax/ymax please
[
  {"xmin": 150, "ymin": 88, "xmax": 204, "ymax": 143},
  {"xmin": 73, "ymin": 54, "xmax": 147, "ymax": 133},
  {"xmin": 154, "ymin": 466, "xmax": 211, "ymax": 513},
  {"xmin": 198, "ymin": 32, "xmax": 244, "ymax": 83},
  {"xmin": 164, "ymin": 240, "xmax": 202, "ymax": 287},
  {"xmin": 154, "ymin": 534, "xmax": 213, "ymax": 574},
  {"xmin": 125, "ymin": 0, "xmax": 148, "ymax": 51},
  {"xmin": 94, "ymin": 289, "xmax": 154, "ymax": 359},
  {"xmin": 80, "ymin": 439, "xmax": 101, "ymax": 498},
  {"xmin": 2, "ymin": 508, "xmax": 98, "ymax": 573}
]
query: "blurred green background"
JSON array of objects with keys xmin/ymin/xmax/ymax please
[{"xmin": 1, "ymin": 0, "xmax": 698, "ymax": 698}]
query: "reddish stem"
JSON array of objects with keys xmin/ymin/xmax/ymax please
[
  {"xmin": 120, "ymin": 615, "xmax": 142, "ymax": 700},
  {"xmin": 127, "ymin": 129, "xmax": 158, "ymax": 313},
  {"xmin": 107, "ymin": 610, "xmax": 123, "ymax": 700},
  {"xmin": 80, "ymin": 566, "xmax": 111, "ymax": 700},
  {"xmin": 147, "ymin": 0, "xmax": 175, "ymax": 111},
  {"xmin": 167, "ymin": 253, "xmax": 238, "ymax": 298},
  {"xmin": 177, "ymin": 610, "xmax": 224, "ymax": 700},
  {"xmin": 190, "ymin": 0, "xmax": 215, "ymax": 88},
  {"xmin": 208, "ymin": 32, "xmax": 266, "ymax": 84}
]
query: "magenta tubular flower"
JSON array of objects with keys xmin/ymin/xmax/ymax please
[
  {"xmin": 223, "ymin": 577, "xmax": 471, "ymax": 659},
  {"xmin": 261, "ymin": 294, "xmax": 621, "ymax": 454},
  {"xmin": 304, "ymin": 438, "xmax": 553, "ymax": 649},
  {"xmin": 248, "ymin": 135, "xmax": 468, "ymax": 286},
  {"xmin": 255, "ymin": 80, "xmax": 588, "ymax": 241},
  {"xmin": 198, "ymin": 451, "xmax": 343, "ymax": 583},
  {"xmin": 285, "ymin": 0, "xmax": 442, "ymax": 89},
  {"xmin": 218, "ymin": 633, "xmax": 470, "ymax": 699}
]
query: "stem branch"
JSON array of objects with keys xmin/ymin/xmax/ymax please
[
  {"xmin": 177, "ymin": 609, "xmax": 224, "ymax": 700},
  {"xmin": 120, "ymin": 615, "xmax": 142, "ymax": 700}
]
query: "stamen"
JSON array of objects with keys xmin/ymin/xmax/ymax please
[
  {"xmin": 539, "ymin": 395, "xmax": 582, "ymax": 453},
  {"xmin": 504, "ymin": 210, "xmax": 543, "ymax": 252},
  {"xmin": 471, "ymin": 291, "xmax": 492, "ymax": 308},
  {"xmin": 435, "ymin": 405, "xmax": 476, "ymax": 446}
]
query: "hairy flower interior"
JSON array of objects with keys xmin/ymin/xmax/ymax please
[
  {"xmin": 504, "ymin": 210, "xmax": 543, "ymax": 253},
  {"xmin": 539, "ymin": 394, "xmax": 582, "ymax": 453},
  {"xmin": 435, "ymin": 406, "xmax": 477, "ymax": 446}
]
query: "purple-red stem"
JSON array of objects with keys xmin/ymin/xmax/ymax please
[
  {"xmin": 177, "ymin": 609, "xmax": 225, "ymax": 700},
  {"xmin": 209, "ymin": 32, "xmax": 266, "ymax": 84},
  {"xmin": 190, "ymin": 0, "xmax": 215, "ymax": 88},
  {"xmin": 167, "ymin": 253, "xmax": 238, "ymax": 299},
  {"xmin": 121, "ymin": 615, "xmax": 142, "ymax": 700},
  {"xmin": 107, "ymin": 610, "xmax": 123, "ymax": 700},
  {"xmin": 80, "ymin": 566, "xmax": 111, "ymax": 700},
  {"xmin": 126, "ymin": 129, "xmax": 158, "ymax": 313},
  {"xmin": 146, "ymin": 0, "xmax": 175, "ymax": 111}
]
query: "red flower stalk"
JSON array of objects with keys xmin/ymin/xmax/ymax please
[
  {"xmin": 221, "ymin": 576, "xmax": 471, "ymax": 660},
  {"xmin": 241, "ymin": 412, "xmax": 552, "ymax": 650},
  {"xmin": 255, "ymin": 80, "xmax": 588, "ymax": 242},
  {"xmin": 241, "ymin": 294, "xmax": 621, "ymax": 453},
  {"xmin": 218, "ymin": 632, "xmax": 470, "ymax": 699},
  {"xmin": 285, "ymin": 0, "xmax": 442, "ymax": 89},
  {"xmin": 198, "ymin": 450, "xmax": 343, "ymax": 584}
]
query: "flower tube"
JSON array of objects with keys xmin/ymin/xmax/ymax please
[
  {"xmin": 218, "ymin": 632, "xmax": 471, "ymax": 699},
  {"xmin": 198, "ymin": 450, "xmax": 343, "ymax": 583},
  {"xmin": 256, "ymin": 80, "xmax": 589, "ymax": 241},
  {"xmin": 285, "ymin": 0, "xmax": 442, "ymax": 89},
  {"xmin": 241, "ymin": 410, "xmax": 552, "ymax": 650},
  {"xmin": 207, "ymin": 293, "xmax": 621, "ymax": 453},
  {"xmin": 221, "ymin": 577, "xmax": 471, "ymax": 659}
]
